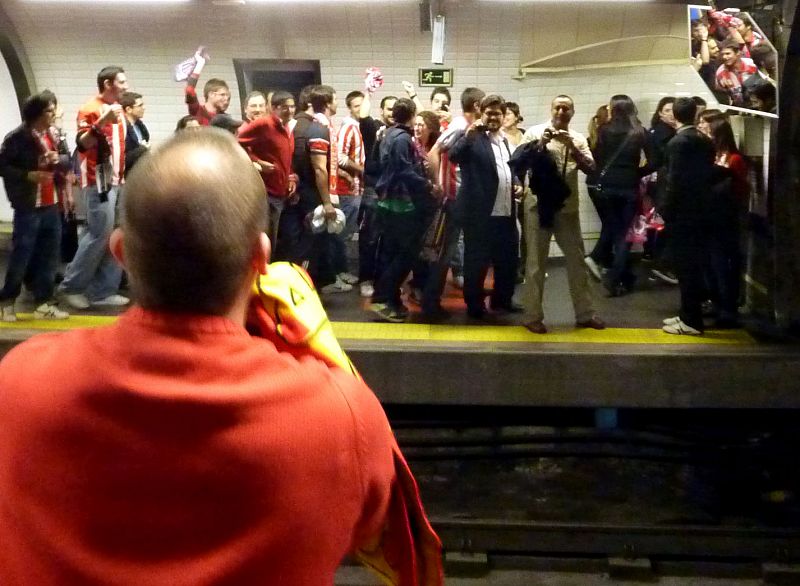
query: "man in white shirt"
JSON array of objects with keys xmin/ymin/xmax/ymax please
[{"xmin": 519, "ymin": 95, "xmax": 605, "ymax": 333}]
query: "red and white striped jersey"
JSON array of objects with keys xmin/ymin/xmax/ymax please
[
  {"xmin": 311, "ymin": 112, "xmax": 338, "ymax": 195},
  {"xmin": 334, "ymin": 116, "xmax": 365, "ymax": 196},
  {"xmin": 33, "ymin": 130, "xmax": 57, "ymax": 208},
  {"xmin": 76, "ymin": 96, "xmax": 126, "ymax": 190},
  {"xmin": 435, "ymin": 115, "xmax": 469, "ymax": 201}
]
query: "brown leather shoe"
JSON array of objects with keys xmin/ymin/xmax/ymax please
[
  {"xmin": 524, "ymin": 320, "xmax": 547, "ymax": 334},
  {"xmin": 576, "ymin": 316, "xmax": 606, "ymax": 330}
]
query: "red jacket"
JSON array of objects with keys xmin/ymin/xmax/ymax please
[
  {"xmin": 0, "ymin": 307, "xmax": 396, "ymax": 585},
  {"xmin": 238, "ymin": 113, "xmax": 295, "ymax": 197},
  {"xmin": 185, "ymin": 83, "xmax": 214, "ymax": 126}
]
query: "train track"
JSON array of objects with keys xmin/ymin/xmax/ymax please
[{"xmin": 389, "ymin": 410, "xmax": 800, "ymax": 578}]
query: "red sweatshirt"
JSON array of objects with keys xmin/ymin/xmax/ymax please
[
  {"xmin": 237, "ymin": 113, "xmax": 295, "ymax": 197},
  {"xmin": 0, "ymin": 307, "xmax": 395, "ymax": 585},
  {"xmin": 185, "ymin": 81, "xmax": 215, "ymax": 126}
]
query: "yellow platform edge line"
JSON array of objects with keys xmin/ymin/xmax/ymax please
[{"xmin": 0, "ymin": 315, "xmax": 755, "ymax": 345}]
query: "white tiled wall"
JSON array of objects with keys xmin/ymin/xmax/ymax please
[{"xmin": 0, "ymin": 0, "xmax": 713, "ymax": 241}]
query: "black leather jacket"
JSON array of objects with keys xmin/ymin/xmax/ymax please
[{"xmin": 0, "ymin": 124, "xmax": 70, "ymax": 211}]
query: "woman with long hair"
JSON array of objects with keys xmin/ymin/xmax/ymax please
[
  {"xmin": 409, "ymin": 111, "xmax": 443, "ymax": 302},
  {"xmin": 585, "ymin": 105, "xmax": 611, "ymax": 278},
  {"xmin": 649, "ymin": 97, "xmax": 676, "ymax": 166},
  {"xmin": 413, "ymin": 111, "xmax": 441, "ymax": 167},
  {"xmin": 696, "ymin": 108, "xmax": 727, "ymax": 140},
  {"xmin": 501, "ymin": 102, "xmax": 525, "ymax": 147},
  {"xmin": 592, "ymin": 94, "xmax": 653, "ymax": 296},
  {"xmin": 643, "ymin": 97, "xmax": 676, "ymax": 277},
  {"xmin": 587, "ymin": 104, "xmax": 609, "ymax": 151},
  {"xmin": 705, "ymin": 116, "xmax": 747, "ymax": 327}
]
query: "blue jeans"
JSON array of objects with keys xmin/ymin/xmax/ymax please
[
  {"xmin": 59, "ymin": 186, "xmax": 122, "ymax": 301},
  {"xmin": 450, "ymin": 229, "xmax": 464, "ymax": 277},
  {"xmin": 331, "ymin": 195, "xmax": 361, "ymax": 274},
  {"xmin": 0, "ymin": 205, "xmax": 61, "ymax": 304}
]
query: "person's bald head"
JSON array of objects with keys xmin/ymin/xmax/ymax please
[{"xmin": 120, "ymin": 128, "xmax": 267, "ymax": 315}]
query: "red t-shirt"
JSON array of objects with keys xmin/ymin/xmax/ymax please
[
  {"xmin": 185, "ymin": 81, "xmax": 215, "ymax": 126},
  {"xmin": 724, "ymin": 152, "xmax": 749, "ymax": 206},
  {"xmin": 33, "ymin": 130, "xmax": 57, "ymax": 207},
  {"xmin": 76, "ymin": 96, "xmax": 126, "ymax": 188},
  {"xmin": 237, "ymin": 113, "xmax": 295, "ymax": 197},
  {"xmin": 0, "ymin": 307, "xmax": 395, "ymax": 585}
]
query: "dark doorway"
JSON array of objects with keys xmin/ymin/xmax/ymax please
[{"xmin": 233, "ymin": 59, "xmax": 320, "ymax": 116}]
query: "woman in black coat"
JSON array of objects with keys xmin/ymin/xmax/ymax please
[{"xmin": 594, "ymin": 95, "xmax": 653, "ymax": 296}]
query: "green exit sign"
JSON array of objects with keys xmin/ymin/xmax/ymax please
[{"xmin": 419, "ymin": 68, "xmax": 453, "ymax": 87}]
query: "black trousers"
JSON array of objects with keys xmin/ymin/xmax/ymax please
[
  {"xmin": 672, "ymin": 226, "xmax": 707, "ymax": 331},
  {"xmin": 372, "ymin": 207, "xmax": 429, "ymax": 308},
  {"xmin": 463, "ymin": 215, "xmax": 518, "ymax": 312},
  {"xmin": 358, "ymin": 192, "xmax": 380, "ymax": 283},
  {"xmin": 275, "ymin": 195, "xmax": 336, "ymax": 289},
  {"xmin": 706, "ymin": 223, "xmax": 742, "ymax": 322}
]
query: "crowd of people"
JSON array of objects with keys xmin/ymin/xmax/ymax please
[
  {"xmin": 691, "ymin": 9, "xmax": 777, "ymax": 114},
  {"xmin": 0, "ymin": 56, "xmax": 754, "ymax": 336}
]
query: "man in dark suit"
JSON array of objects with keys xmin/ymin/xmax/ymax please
[
  {"xmin": 661, "ymin": 97, "xmax": 716, "ymax": 335},
  {"xmin": 448, "ymin": 95, "xmax": 521, "ymax": 318},
  {"xmin": 122, "ymin": 91, "xmax": 150, "ymax": 174}
]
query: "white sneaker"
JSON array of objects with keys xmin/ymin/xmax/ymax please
[
  {"xmin": 321, "ymin": 278, "xmax": 353, "ymax": 294},
  {"xmin": 359, "ymin": 281, "xmax": 374, "ymax": 298},
  {"xmin": 662, "ymin": 316, "xmax": 681, "ymax": 326},
  {"xmin": 33, "ymin": 303, "xmax": 69, "ymax": 320},
  {"xmin": 92, "ymin": 294, "xmax": 130, "ymax": 307},
  {"xmin": 1, "ymin": 304, "xmax": 17, "ymax": 323},
  {"xmin": 63, "ymin": 293, "xmax": 90, "ymax": 310},
  {"xmin": 584, "ymin": 256, "xmax": 603, "ymax": 281},
  {"xmin": 651, "ymin": 268, "xmax": 679, "ymax": 285},
  {"xmin": 662, "ymin": 319, "xmax": 702, "ymax": 336},
  {"xmin": 338, "ymin": 272, "xmax": 359, "ymax": 285}
]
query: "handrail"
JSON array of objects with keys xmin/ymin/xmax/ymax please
[{"xmin": 517, "ymin": 34, "xmax": 689, "ymax": 77}]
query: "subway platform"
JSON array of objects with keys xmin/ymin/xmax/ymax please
[{"xmin": 1, "ymin": 259, "xmax": 797, "ymax": 411}]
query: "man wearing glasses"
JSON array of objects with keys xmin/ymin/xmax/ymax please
[{"xmin": 184, "ymin": 48, "xmax": 230, "ymax": 126}]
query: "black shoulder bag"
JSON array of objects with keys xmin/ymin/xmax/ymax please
[{"xmin": 588, "ymin": 130, "xmax": 634, "ymax": 197}]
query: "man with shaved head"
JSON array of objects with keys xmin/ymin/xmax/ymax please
[
  {"xmin": 519, "ymin": 95, "xmax": 605, "ymax": 334},
  {"xmin": 0, "ymin": 129, "xmax": 406, "ymax": 584}
]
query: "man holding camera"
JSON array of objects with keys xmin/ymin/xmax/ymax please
[
  {"xmin": 448, "ymin": 95, "xmax": 520, "ymax": 318},
  {"xmin": 58, "ymin": 66, "xmax": 130, "ymax": 310},
  {"xmin": 520, "ymin": 95, "xmax": 604, "ymax": 334}
]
